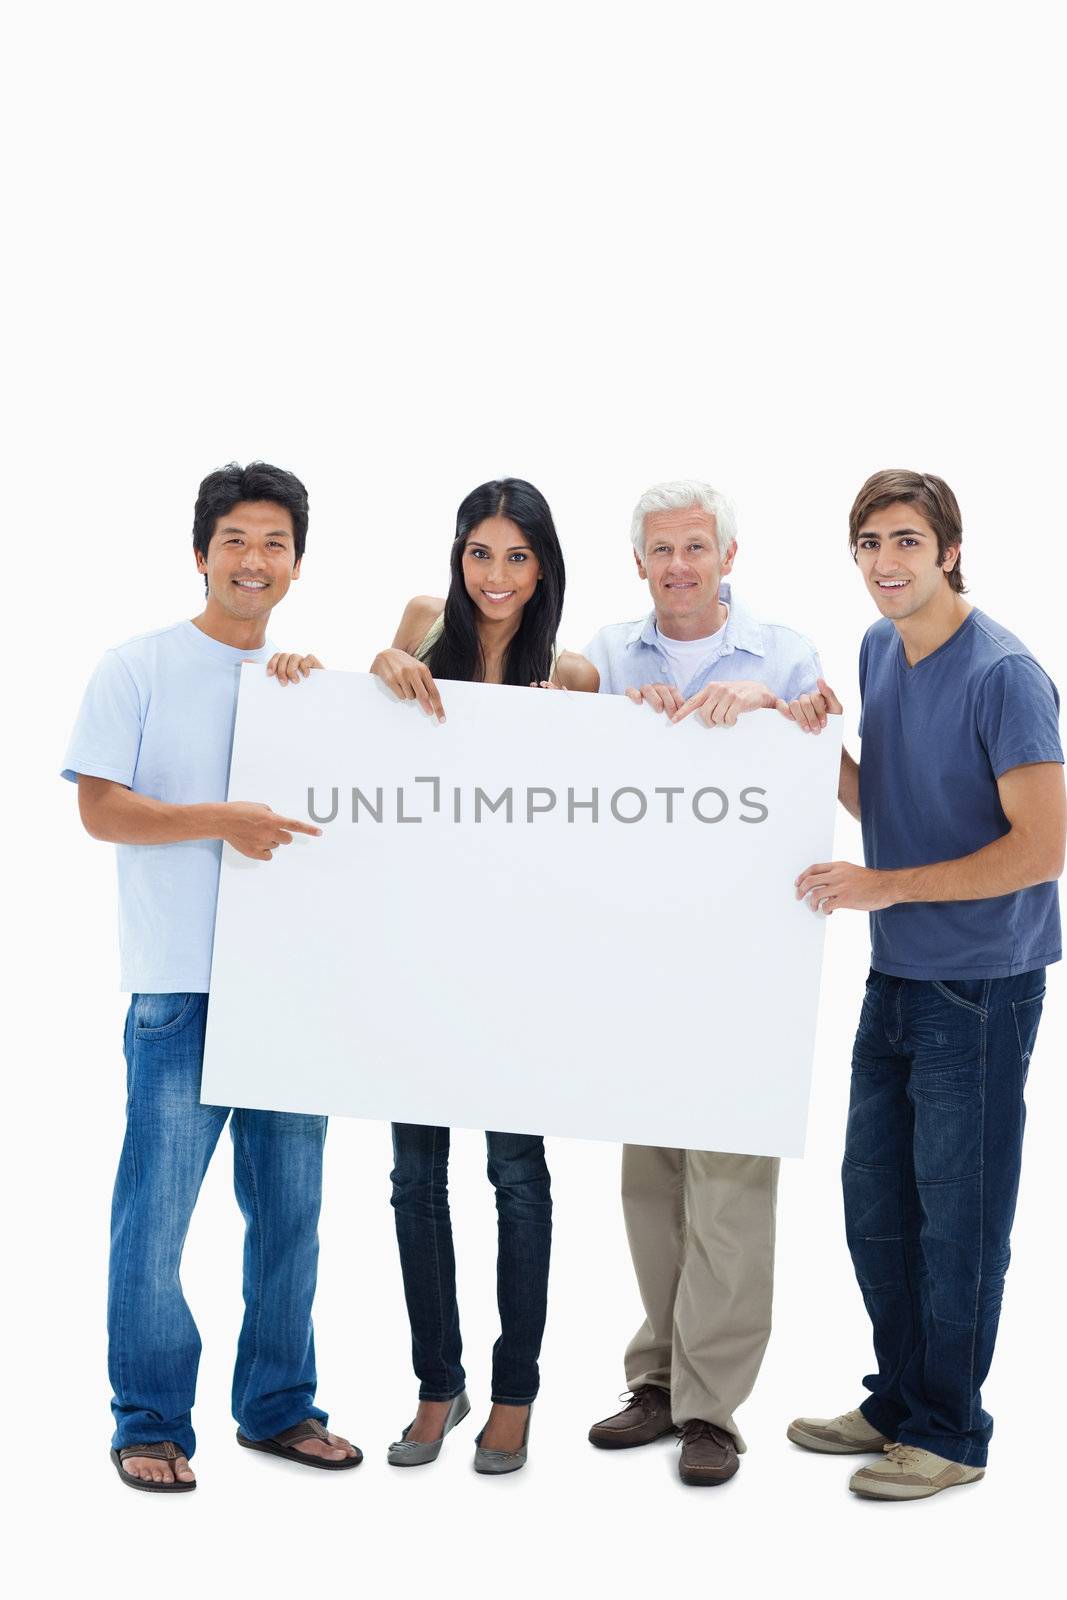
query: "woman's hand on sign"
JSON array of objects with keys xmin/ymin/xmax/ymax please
[{"xmin": 370, "ymin": 648, "xmax": 446, "ymax": 722}]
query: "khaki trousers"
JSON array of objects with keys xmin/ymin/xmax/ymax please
[{"xmin": 622, "ymin": 1144, "xmax": 780, "ymax": 1450}]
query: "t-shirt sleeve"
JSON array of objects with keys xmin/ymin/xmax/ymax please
[
  {"xmin": 779, "ymin": 640, "xmax": 822, "ymax": 702},
  {"xmin": 857, "ymin": 629, "xmax": 871, "ymax": 739},
  {"xmin": 61, "ymin": 650, "xmax": 144, "ymax": 785},
  {"xmin": 582, "ymin": 629, "xmax": 612, "ymax": 694},
  {"xmin": 975, "ymin": 655, "xmax": 1063, "ymax": 779}
]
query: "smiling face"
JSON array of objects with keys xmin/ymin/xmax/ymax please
[
  {"xmin": 854, "ymin": 502, "xmax": 959, "ymax": 621},
  {"xmin": 195, "ymin": 499, "xmax": 301, "ymax": 623},
  {"xmin": 636, "ymin": 505, "xmax": 736, "ymax": 637},
  {"xmin": 461, "ymin": 515, "xmax": 541, "ymax": 623}
]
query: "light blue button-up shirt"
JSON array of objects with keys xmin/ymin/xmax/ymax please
[{"xmin": 583, "ymin": 581, "xmax": 821, "ymax": 701}]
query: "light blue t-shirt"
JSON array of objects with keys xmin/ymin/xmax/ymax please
[
  {"xmin": 583, "ymin": 582, "xmax": 821, "ymax": 701},
  {"xmin": 858, "ymin": 609, "xmax": 1063, "ymax": 980},
  {"xmin": 62, "ymin": 620, "xmax": 274, "ymax": 992}
]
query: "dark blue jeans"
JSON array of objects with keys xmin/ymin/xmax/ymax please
[
  {"xmin": 844, "ymin": 968, "xmax": 1045, "ymax": 1468},
  {"xmin": 109, "ymin": 994, "xmax": 328, "ymax": 1459},
  {"xmin": 390, "ymin": 1124, "xmax": 552, "ymax": 1405}
]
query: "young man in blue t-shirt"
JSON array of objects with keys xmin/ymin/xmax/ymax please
[
  {"xmin": 780, "ymin": 469, "xmax": 1064, "ymax": 1500},
  {"xmin": 62, "ymin": 461, "xmax": 361, "ymax": 1492}
]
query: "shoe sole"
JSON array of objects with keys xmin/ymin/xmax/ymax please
[
  {"xmin": 474, "ymin": 1453, "xmax": 527, "ymax": 1474},
  {"xmin": 236, "ymin": 1432, "xmax": 363, "ymax": 1470},
  {"xmin": 786, "ymin": 1423, "xmax": 887, "ymax": 1454},
  {"xmin": 588, "ymin": 1423, "xmax": 677, "ymax": 1450},
  {"xmin": 850, "ymin": 1470, "xmax": 984, "ymax": 1502},
  {"xmin": 679, "ymin": 1456, "xmax": 740, "ymax": 1487}
]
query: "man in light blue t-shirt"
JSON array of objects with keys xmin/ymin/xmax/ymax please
[
  {"xmin": 63, "ymin": 460, "xmax": 361, "ymax": 1492},
  {"xmin": 585, "ymin": 481, "xmax": 822, "ymax": 1489},
  {"xmin": 784, "ymin": 470, "xmax": 1064, "ymax": 1501}
]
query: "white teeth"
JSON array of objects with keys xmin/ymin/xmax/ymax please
[
  {"xmin": 878, "ymin": 581, "xmax": 907, "ymax": 588},
  {"xmin": 483, "ymin": 591, "xmax": 514, "ymax": 600},
  {"xmin": 235, "ymin": 580, "xmax": 268, "ymax": 589}
]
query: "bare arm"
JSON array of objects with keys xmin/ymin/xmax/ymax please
[
  {"xmin": 77, "ymin": 776, "xmax": 321, "ymax": 861},
  {"xmin": 839, "ymin": 748, "xmax": 861, "ymax": 820},
  {"xmin": 890, "ymin": 762, "xmax": 1065, "ymax": 902},
  {"xmin": 390, "ymin": 595, "xmax": 445, "ymax": 654},
  {"xmin": 796, "ymin": 761, "xmax": 1065, "ymax": 913},
  {"xmin": 370, "ymin": 595, "xmax": 447, "ymax": 720},
  {"xmin": 553, "ymin": 651, "xmax": 600, "ymax": 693}
]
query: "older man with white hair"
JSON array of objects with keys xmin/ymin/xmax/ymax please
[{"xmin": 583, "ymin": 479, "xmax": 822, "ymax": 1486}]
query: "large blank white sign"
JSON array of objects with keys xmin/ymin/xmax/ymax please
[{"xmin": 202, "ymin": 669, "xmax": 841, "ymax": 1156}]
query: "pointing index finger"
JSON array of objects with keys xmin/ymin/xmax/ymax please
[{"xmin": 281, "ymin": 817, "xmax": 323, "ymax": 837}]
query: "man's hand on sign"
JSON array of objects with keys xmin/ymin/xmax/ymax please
[
  {"xmin": 671, "ymin": 680, "xmax": 778, "ymax": 727},
  {"xmin": 775, "ymin": 678, "xmax": 843, "ymax": 733},
  {"xmin": 625, "ymin": 682, "xmax": 685, "ymax": 714},
  {"xmin": 370, "ymin": 648, "xmax": 446, "ymax": 722},
  {"xmin": 794, "ymin": 860, "xmax": 895, "ymax": 915},
  {"xmin": 263, "ymin": 651, "xmax": 324, "ymax": 684},
  {"xmin": 222, "ymin": 801, "xmax": 323, "ymax": 862}
]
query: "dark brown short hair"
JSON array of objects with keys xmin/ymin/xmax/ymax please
[{"xmin": 848, "ymin": 469, "xmax": 965, "ymax": 593}]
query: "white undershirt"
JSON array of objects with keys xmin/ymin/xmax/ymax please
[{"xmin": 654, "ymin": 608, "xmax": 729, "ymax": 689}]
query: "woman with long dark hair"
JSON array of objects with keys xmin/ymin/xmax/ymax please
[{"xmin": 370, "ymin": 478, "xmax": 597, "ymax": 1475}]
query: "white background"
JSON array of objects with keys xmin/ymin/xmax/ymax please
[{"xmin": 6, "ymin": 2, "xmax": 1065, "ymax": 1595}]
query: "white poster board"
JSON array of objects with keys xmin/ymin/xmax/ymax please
[{"xmin": 202, "ymin": 669, "xmax": 841, "ymax": 1156}]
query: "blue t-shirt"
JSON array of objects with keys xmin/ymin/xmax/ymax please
[
  {"xmin": 858, "ymin": 609, "xmax": 1062, "ymax": 980},
  {"xmin": 62, "ymin": 620, "xmax": 274, "ymax": 992}
]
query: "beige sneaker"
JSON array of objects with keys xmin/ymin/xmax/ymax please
[
  {"xmin": 850, "ymin": 1443, "xmax": 984, "ymax": 1500},
  {"xmin": 787, "ymin": 1407, "xmax": 890, "ymax": 1454}
]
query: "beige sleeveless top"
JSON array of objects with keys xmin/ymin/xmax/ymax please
[{"xmin": 415, "ymin": 612, "xmax": 561, "ymax": 679}]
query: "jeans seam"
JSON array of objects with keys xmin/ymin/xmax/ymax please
[
  {"xmin": 966, "ymin": 1007, "xmax": 988, "ymax": 1436},
  {"xmin": 842, "ymin": 1155, "xmax": 896, "ymax": 1174},
  {"xmin": 114, "ymin": 1007, "xmax": 138, "ymax": 1408},
  {"xmin": 899, "ymin": 1136, "xmax": 922, "ymax": 1376},
  {"xmin": 914, "ymin": 1169, "xmax": 983, "ymax": 1187},
  {"xmin": 427, "ymin": 1124, "xmax": 450, "ymax": 1395},
  {"xmin": 234, "ymin": 1115, "xmax": 265, "ymax": 1421}
]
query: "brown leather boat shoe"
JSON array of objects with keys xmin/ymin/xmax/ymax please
[
  {"xmin": 588, "ymin": 1384, "xmax": 676, "ymax": 1449},
  {"xmin": 677, "ymin": 1419, "xmax": 739, "ymax": 1486}
]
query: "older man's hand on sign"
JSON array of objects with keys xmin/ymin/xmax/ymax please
[
  {"xmin": 671, "ymin": 680, "xmax": 779, "ymax": 727},
  {"xmin": 625, "ymin": 682, "xmax": 685, "ymax": 714}
]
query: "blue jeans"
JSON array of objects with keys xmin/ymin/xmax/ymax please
[
  {"xmin": 844, "ymin": 968, "xmax": 1045, "ymax": 1467},
  {"xmin": 390, "ymin": 1124, "xmax": 552, "ymax": 1404},
  {"xmin": 108, "ymin": 993, "xmax": 328, "ymax": 1459}
]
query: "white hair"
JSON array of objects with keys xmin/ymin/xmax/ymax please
[{"xmin": 630, "ymin": 479, "xmax": 737, "ymax": 559}]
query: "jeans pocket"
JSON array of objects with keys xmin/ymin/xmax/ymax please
[
  {"xmin": 1011, "ymin": 992, "xmax": 1045, "ymax": 1074},
  {"xmin": 930, "ymin": 979, "xmax": 988, "ymax": 1018},
  {"xmin": 133, "ymin": 992, "xmax": 200, "ymax": 1039}
]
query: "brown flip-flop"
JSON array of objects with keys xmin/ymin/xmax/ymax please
[
  {"xmin": 236, "ymin": 1417, "xmax": 363, "ymax": 1469},
  {"xmin": 110, "ymin": 1440, "xmax": 196, "ymax": 1493}
]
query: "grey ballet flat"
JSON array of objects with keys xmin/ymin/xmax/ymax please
[
  {"xmin": 473, "ymin": 1404, "xmax": 533, "ymax": 1475},
  {"xmin": 387, "ymin": 1390, "xmax": 471, "ymax": 1467}
]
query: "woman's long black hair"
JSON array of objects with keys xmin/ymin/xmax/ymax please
[{"xmin": 424, "ymin": 478, "xmax": 566, "ymax": 685}]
